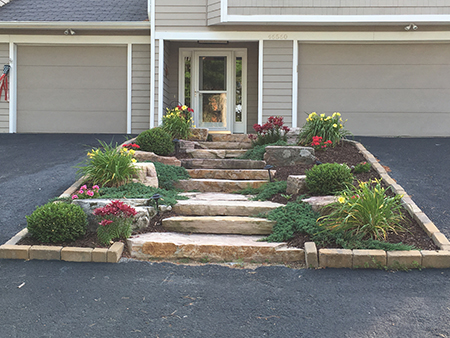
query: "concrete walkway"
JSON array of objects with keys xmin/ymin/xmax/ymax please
[{"xmin": 1, "ymin": 134, "xmax": 450, "ymax": 337}]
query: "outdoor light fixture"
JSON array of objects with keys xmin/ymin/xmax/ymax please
[
  {"xmin": 404, "ymin": 23, "xmax": 418, "ymax": 31},
  {"xmin": 173, "ymin": 138, "xmax": 180, "ymax": 155},
  {"xmin": 64, "ymin": 29, "xmax": 76, "ymax": 35},
  {"xmin": 151, "ymin": 193, "xmax": 162, "ymax": 215},
  {"xmin": 264, "ymin": 164, "xmax": 274, "ymax": 182}
]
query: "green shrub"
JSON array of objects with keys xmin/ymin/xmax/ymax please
[
  {"xmin": 298, "ymin": 112, "xmax": 351, "ymax": 146},
  {"xmin": 151, "ymin": 161, "xmax": 190, "ymax": 190},
  {"xmin": 306, "ymin": 163, "xmax": 354, "ymax": 195},
  {"xmin": 161, "ymin": 105, "xmax": 193, "ymax": 140},
  {"xmin": 239, "ymin": 140, "xmax": 287, "ymax": 161},
  {"xmin": 318, "ymin": 179, "xmax": 405, "ymax": 241},
  {"xmin": 235, "ymin": 181, "xmax": 287, "ymax": 201},
  {"xmin": 99, "ymin": 183, "xmax": 187, "ymax": 206},
  {"xmin": 75, "ymin": 140, "xmax": 140, "ymax": 188},
  {"xmin": 136, "ymin": 127, "xmax": 174, "ymax": 156},
  {"xmin": 26, "ymin": 203, "xmax": 87, "ymax": 243}
]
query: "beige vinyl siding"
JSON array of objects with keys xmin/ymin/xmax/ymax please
[
  {"xmin": 263, "ymin": 40, "xmax": 292, "ymax": 126},
  {"xmin": 298, "ymin": 43, "xmax": 450, "ymax": 137},
  {"xmin": 0, "ymin": 43, "xmax": 9, "ymax": 133},
  {"xmin": 227, "ymin": 0, "xmax": 450, "ymax": 16},
  {"xmin": 17, "ymin": 45, "xmax": 127, "ymax": 133},
  {"xmin": 154, "ymin": 39, "xmax": 160, "ymax": 126},
  {"xmin": 207, "ymin": 0, "xmax": 221, "ymax": 26},
  {"xmin": 246, "ymin": 42, "xmax": 258, "ymax": 134},
  {"xmin": 155, "ymin": 0, "xmax": 207, "ymax": 31},
  {"xmin": 132, "ymin": 44, "xmax": 151, "ymax": 134},
  {"xmin": 163, "ymin": 40, "xmax": 171, "ymax": 110}
]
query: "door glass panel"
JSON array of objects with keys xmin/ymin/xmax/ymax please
[
  {"xmin": 235, "ymin": 57, "xmax": 242, "ymax": 122},
  {"xmin": 184, "ymin": 56, "xmax": 191, "ymax": 107},
  {"xmin": 199, "ymin": 57, "xmax": 226, "ymax": 91},
  {"xmin": 201, "ymin": 93, "xmax": 227, "ymax": 126}
]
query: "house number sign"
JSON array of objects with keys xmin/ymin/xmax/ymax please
[{"xmin": 268, "ymin": 34, "xmax": 288, "ymax": 40}]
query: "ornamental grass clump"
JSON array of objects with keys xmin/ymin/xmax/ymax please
[
  {"xmin": 136, "ymin": 127, "xmax": 174, "ymax": 156},
  {"xmin": 305, "ymin": 163, "xmax": 354, "ymax": 196},
  {"xmin": 94, "ymin": 200, "xmax": 137, "ymax": 245},
  {"xmin": 76, "ymin": 140, "xmax": 140, "ymax": 188},
  {"xmin": 26, "ymin": 202, "xmax": 87, "ymax": 243},
  {"xmin": 161, "ymin": 105, "xmax": 194, "ymax": 140},
  {"xmin": 298, "ymin": 112, "xmax": 351, "ymax": 146},
  {"xmin": 248, "ymin": 116, "xmax": 290, "ymax": 146},
  {"xmin": 318, "ymin": 179, "xmax": 405, "ymax": 241}
]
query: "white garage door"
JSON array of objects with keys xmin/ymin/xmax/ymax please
[
  {"xmin": 298, "ymin": 43, "xmax": 450, "ymax": 136},
  {"xmin": 17, "ymin": 45, "xmax": 127, "ymax": 133}
]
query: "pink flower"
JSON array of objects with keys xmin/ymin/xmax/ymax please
[
  {"xmin": 93, "ymin": 185, "xmax": 99, "ymax": 190},
  {"xmin": 72, "ymin": 195, "xmax": 78, "ymax": 199},
  {"xmin": 87, "ymin": 190, "xmax": 94, "ymax": 197},
  {"xmin": 81, "ymin": 185, "xmax": 87, "ymax": 190},
  {"xmin": 99, "ymin": 219, "xmax": 113, "ymax": 226},
  {"xmin": 78, "ymin": 189, "xmax": 84, "ymax": 194}
]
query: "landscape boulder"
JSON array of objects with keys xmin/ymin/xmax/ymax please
[{"xmin": 264, "ymin": 146, "xmax": 315, "ymax": 167}]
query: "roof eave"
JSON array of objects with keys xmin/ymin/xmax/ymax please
[{"xmin": 0, "ymin": 21, "xmax": 150, "ymax": 30}]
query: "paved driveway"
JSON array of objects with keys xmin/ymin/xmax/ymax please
[{"xmin": 1, "ymin": 134, "xmax": 450, "ymax": 338}]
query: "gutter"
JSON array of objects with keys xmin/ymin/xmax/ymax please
[{"xmin": 0, "ymin": 21, "xmax": 150, "ymax": 30}]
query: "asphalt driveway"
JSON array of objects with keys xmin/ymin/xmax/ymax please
[{"xmin": 1, "ymin": 134, "xmax": 450, "ymax": 338}]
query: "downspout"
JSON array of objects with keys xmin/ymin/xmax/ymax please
[{"xmin": 149, "ymin": 0, "xmax": 155, "ymax": 128}]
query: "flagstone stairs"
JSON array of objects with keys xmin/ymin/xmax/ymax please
[{"xmin": 127, "ymin": 134, "xmax": 305, "ymax": 264}]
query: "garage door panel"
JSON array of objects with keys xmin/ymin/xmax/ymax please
[
  {"xmin": 18, "ymin": 110, "xmax": 126, "ymax": 133},
  {"xmin": 18, "ymin": 46, "xmax": 127, "ymax": 67},
  {"xmin": 18, "ymin": 66, "xmax": 127, "ymax": 89},
  {"xmin": 300, "ymin": 65, "xmax": 450, "ymax": 89},
  {"xmin": 18, "ymin": 89, "xmax": 126, "ymax": 112}
]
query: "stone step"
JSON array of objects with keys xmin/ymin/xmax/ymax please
[
  {"xmin": 185, "ymin": 149, "xmax": 247, "ymax": 159},
  {"xmin": 127, "ymin": 232, "xmax": 304, "ymax": 263},
  {"xmin": 162, "ymin": 216, "xmax": 275, "ymax": 235},
  {"xmin": 187, "ymin": 169, "xmax": 271, "ymax": 180},
  {"xmin": 173, "ymin": 179, "xmax": 267, "ymax": 193},
  {"xmin": 181, "ymin": 159, "xmax": 266, "ymax": 169},
  {"xmin": 197, "ymin": 141, "xmax": 252, "ymax": 150},
  {"xmin": 173, "ymin": 199, "xmax": 283, "ymax": 216},
  {"xmin": 208, "ymin": 134, "xmax": 251, "ymax": 143}
]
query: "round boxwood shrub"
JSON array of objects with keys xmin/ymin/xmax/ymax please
[
  {"xmin": 26, "ymin": 202, "xmax": 87, "ymax": 243},
  {"xmin": 136, "ymin": 127, "xmax": 174, "ymax": 156},
  {"xmin": 306, "ymin": 163, "xmax": 354, "ymax": 196}
]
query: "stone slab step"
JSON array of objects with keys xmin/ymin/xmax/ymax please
[
  {"xmin": 127, "ymin": 232, "xmax": 304, "ymax": 263},
  {"xmin": 180, "ymin": 192, "xmax": 252, "ymax": 201},
  {"xmin": 187, "ymin": 169, "xmax": 271, "ymax": 180},
  {"xmin": 173, "ymin": 199, "xmax": 284, "ymax": 216},
  {"xmin": 197, "ymin": 141, "xmax": 252, "ymax": 149},
  {"xmin": 185, "ymin": 149, "xmax": 247, "ymax": 159},
  {"xmin": 162, "ymin": 216, "xmax": 275, "ymax": 235},
  {"xmin": 173, "ymin": 179, "xmax": 267, "ymax": 193},
  {"xmin": 208, "ymin": 134, "xmax": 251, "ymax": 143},
  {"xmin": 181, "ymin": 159, "xmax": 266, "ymax": 169}
]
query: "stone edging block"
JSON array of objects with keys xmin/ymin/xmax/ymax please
[
  {"xmin": 304, "ymin": 242, "xmax": 318, "ymax": 268},
  {"xmin": 319, "ymin": 249, "xmax": 352, "ymax": 268}
]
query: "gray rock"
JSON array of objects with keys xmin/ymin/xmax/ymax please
[
  {"xmin": 264, "ymin": 146, "xmax": 315, "ymax": 167},
  {"xmin": 286, "ymin": 175, "xmax": 307, "ymax": 195}
]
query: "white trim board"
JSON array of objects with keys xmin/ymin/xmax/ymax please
[{"xmin": 0, "ymin": 35, "xmax": 150, "ymax": 44}]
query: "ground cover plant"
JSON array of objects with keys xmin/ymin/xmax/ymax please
[
  {"xmin": 234, "ymin": 181, "xmax": 287, "ymax": 201},
  {"xmin": 150, "ymin": 161, "xmax": 190, "ymax": 190},
  {"xmin": 239, "ymin": 140, "xmax": 288, "ymax": 161}
]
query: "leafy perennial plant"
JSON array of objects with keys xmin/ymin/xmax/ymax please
[
  {"xmin": 161, "ymin": 105, "xmax": 194, "ymax": 140},
  {"xmin": 71, "ymin": 184, "xmax": 100, "ymax": 200},
  {"xmin": 298, "ymin": 112, "xmax": 351, "ymax": 146},
  {"xmin": 248, "ymin": 116, "xmax": 290, "ymax": 146}
]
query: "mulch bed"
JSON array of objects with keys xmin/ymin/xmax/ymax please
[{"xmin": 18, "ymin": 141, "xmax": 438, "ymax": 253}]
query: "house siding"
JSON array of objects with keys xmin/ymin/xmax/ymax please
[
  {"xmin": 155, "ymin": 0, "xmax": 207, "ymax": 31},
  {"xmin": 0, "ymin": 43, "xmax": 8, "ymax": 132},
  {"xmin": 262, "ymin": 40, "xmax": 292, "ymax": 126},
  {"xmin": 298, "ymin": 43, "xmax": 450, "ymax": 137},
  {"xmin": 163, "ymin": 40, "xmax": 171, "ymax": 111},
  {"xmin": 207, "ymin": 0, "xmax": 221, "ymax": 26},
  {"xmin": 132, "ymin": 44, "xmax": 151, "ymax": 134},
  {"xmin": 227, "ymin": 0, "xmax": 450, "ymax": 16}
]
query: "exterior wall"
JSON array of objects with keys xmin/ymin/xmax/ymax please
[
  {"xmin": 155, "ymin": 0, "xmax": 207, "ymax": 31},
  {"xmin": 0, "ymin": 43, "xmax": 8, "ymax": 132},
  {"xmin": 297, "ymin": 43, "xmax": 450, "ymax": 137},
  {"xmin": 132, "ymin": 44, "xmax": 151, "ymax": 134},
  {"xmin": 227, "ymin": 0, "xmax": 450, "ymax": 16},
  {"xmin": 207, "ymin": 0, "xmax": 221, "ymax": 26},
  {"xmin": 262, "ymin": 40, "xmax": 292, "ymax": 126},
  {"xmin": 163, "ymin": 40, "xmax": 171, "ymax": 110},
  {"xmin": 154, "ymin": 39, "xmax": 160, "ymax": 126}
]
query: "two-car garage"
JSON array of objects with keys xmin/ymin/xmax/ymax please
[{"xmin": 16, "ymin": 45, "xmax": 127, "ymax": 133}]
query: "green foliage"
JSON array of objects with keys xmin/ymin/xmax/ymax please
[
  {"xmin": 239, "ymin": 140, "xmax": 287, "ymax": 161},
  {"xmin": 151, "ymin": 161, "xmax": 190, "ymax": 190},
  {"xmin": 263, "ymin": 201, "xmax": 320, "ymax": 242},
  {"xmin": 298, "ymin": 112, "xmax": 352, "ymax": 146},
  {"xmin": 161, "ymin": 105, "xmax": 193, "ymax": 140},
  {"xmin": 318, "ymin": 179, "xmax": 405, "ymax": 241},
  {"xmin": 306, "ymin": 163, "xmax": 354, "ymax": 196},
  {"xmin": 26, "ymin": 202, "xmax": 87, "ymax": 243},
  {"xmin": 136, "ymin": 127, "xmax": 175, "ymax": 156},
  {"xmin": 353, "ymin": 161, "xmax": 371, "ymax": 174},
  {"xmin": 75, "ymin": 140, "xmax": 140, "ymax": 188},
  {"xmin": 99, "ymin": 183, "xmax": 187, "ymax": 206},
  {"xmin": 235, "ymin": 181, "xmax": 287, "ymax": 201},
  {"xmin": 249, "ymin": 116, "xmax": 290, "ymax": 146}
]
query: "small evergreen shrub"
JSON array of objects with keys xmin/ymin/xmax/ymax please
[
  {"xmin": 239, "ymin": 140, "xmax": 287, "ymax": 161},
  {"xmin": 306, "ymin": 163, "xmax": 354, "ymax": 196},
  {"xmin": 136, "ymin": 127, "xmax": 174, "ymax": 156},
  {"xmin": 151, "ymin": 161, "xmax": 190, "ymax": 190},
  {"xmin": 235, "ymin": 181, "xmax": 287, "ymax": 201},
  {"xmin": 26, "ymin": 203, "xmax": 87, "ymax": 243}
]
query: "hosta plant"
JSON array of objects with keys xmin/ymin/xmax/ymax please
[
  {"xmin": 94, "ymin": 200, "xmax": 137, "ymax": 245},
  {"xmin": 318, "ymin": 179, "xmax": 405, "ymax": 241},
  {"xmin": 298, "ymin": 112, "xmax": 351, "ymax": 146}
]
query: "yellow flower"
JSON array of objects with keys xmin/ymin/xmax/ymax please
[
  {"xmin": 131, "ymin": 158, "xmax": 137, "ymax": 163},
  {"xmin": 333, "ymin": 124, "xmax": 338, "ymax": 128},
  {"xmin": 320, "ymin": 118, "xmax": 323, "ymax": 121},
  {"xmin": 339, "ymin": 124, "xmax": 343, "ymax": 129},
  {"xmin": 181, "ymin": 105, "xmax": 187, "ymax": 110},
  {"xmin": 338, "ymin": 196, "xmax": 345, "ymax": 204},
  {"xmin": 325, "ymin": 116, "xmax": 331, "ymax": 121},
  {"xmin": 129, "ymin": 149, "xmax": 136, "ymax": 155},
  {"xmin": 335, "ymin": 112, "xmax": 341, "ymax": 117},
  {"xmin": 320, "ymin": 114, "xmax": 325, "ymax": 118},
  {"xmin": 192, "ymin": 124, "xmax": 196, "ymax": 128}
]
